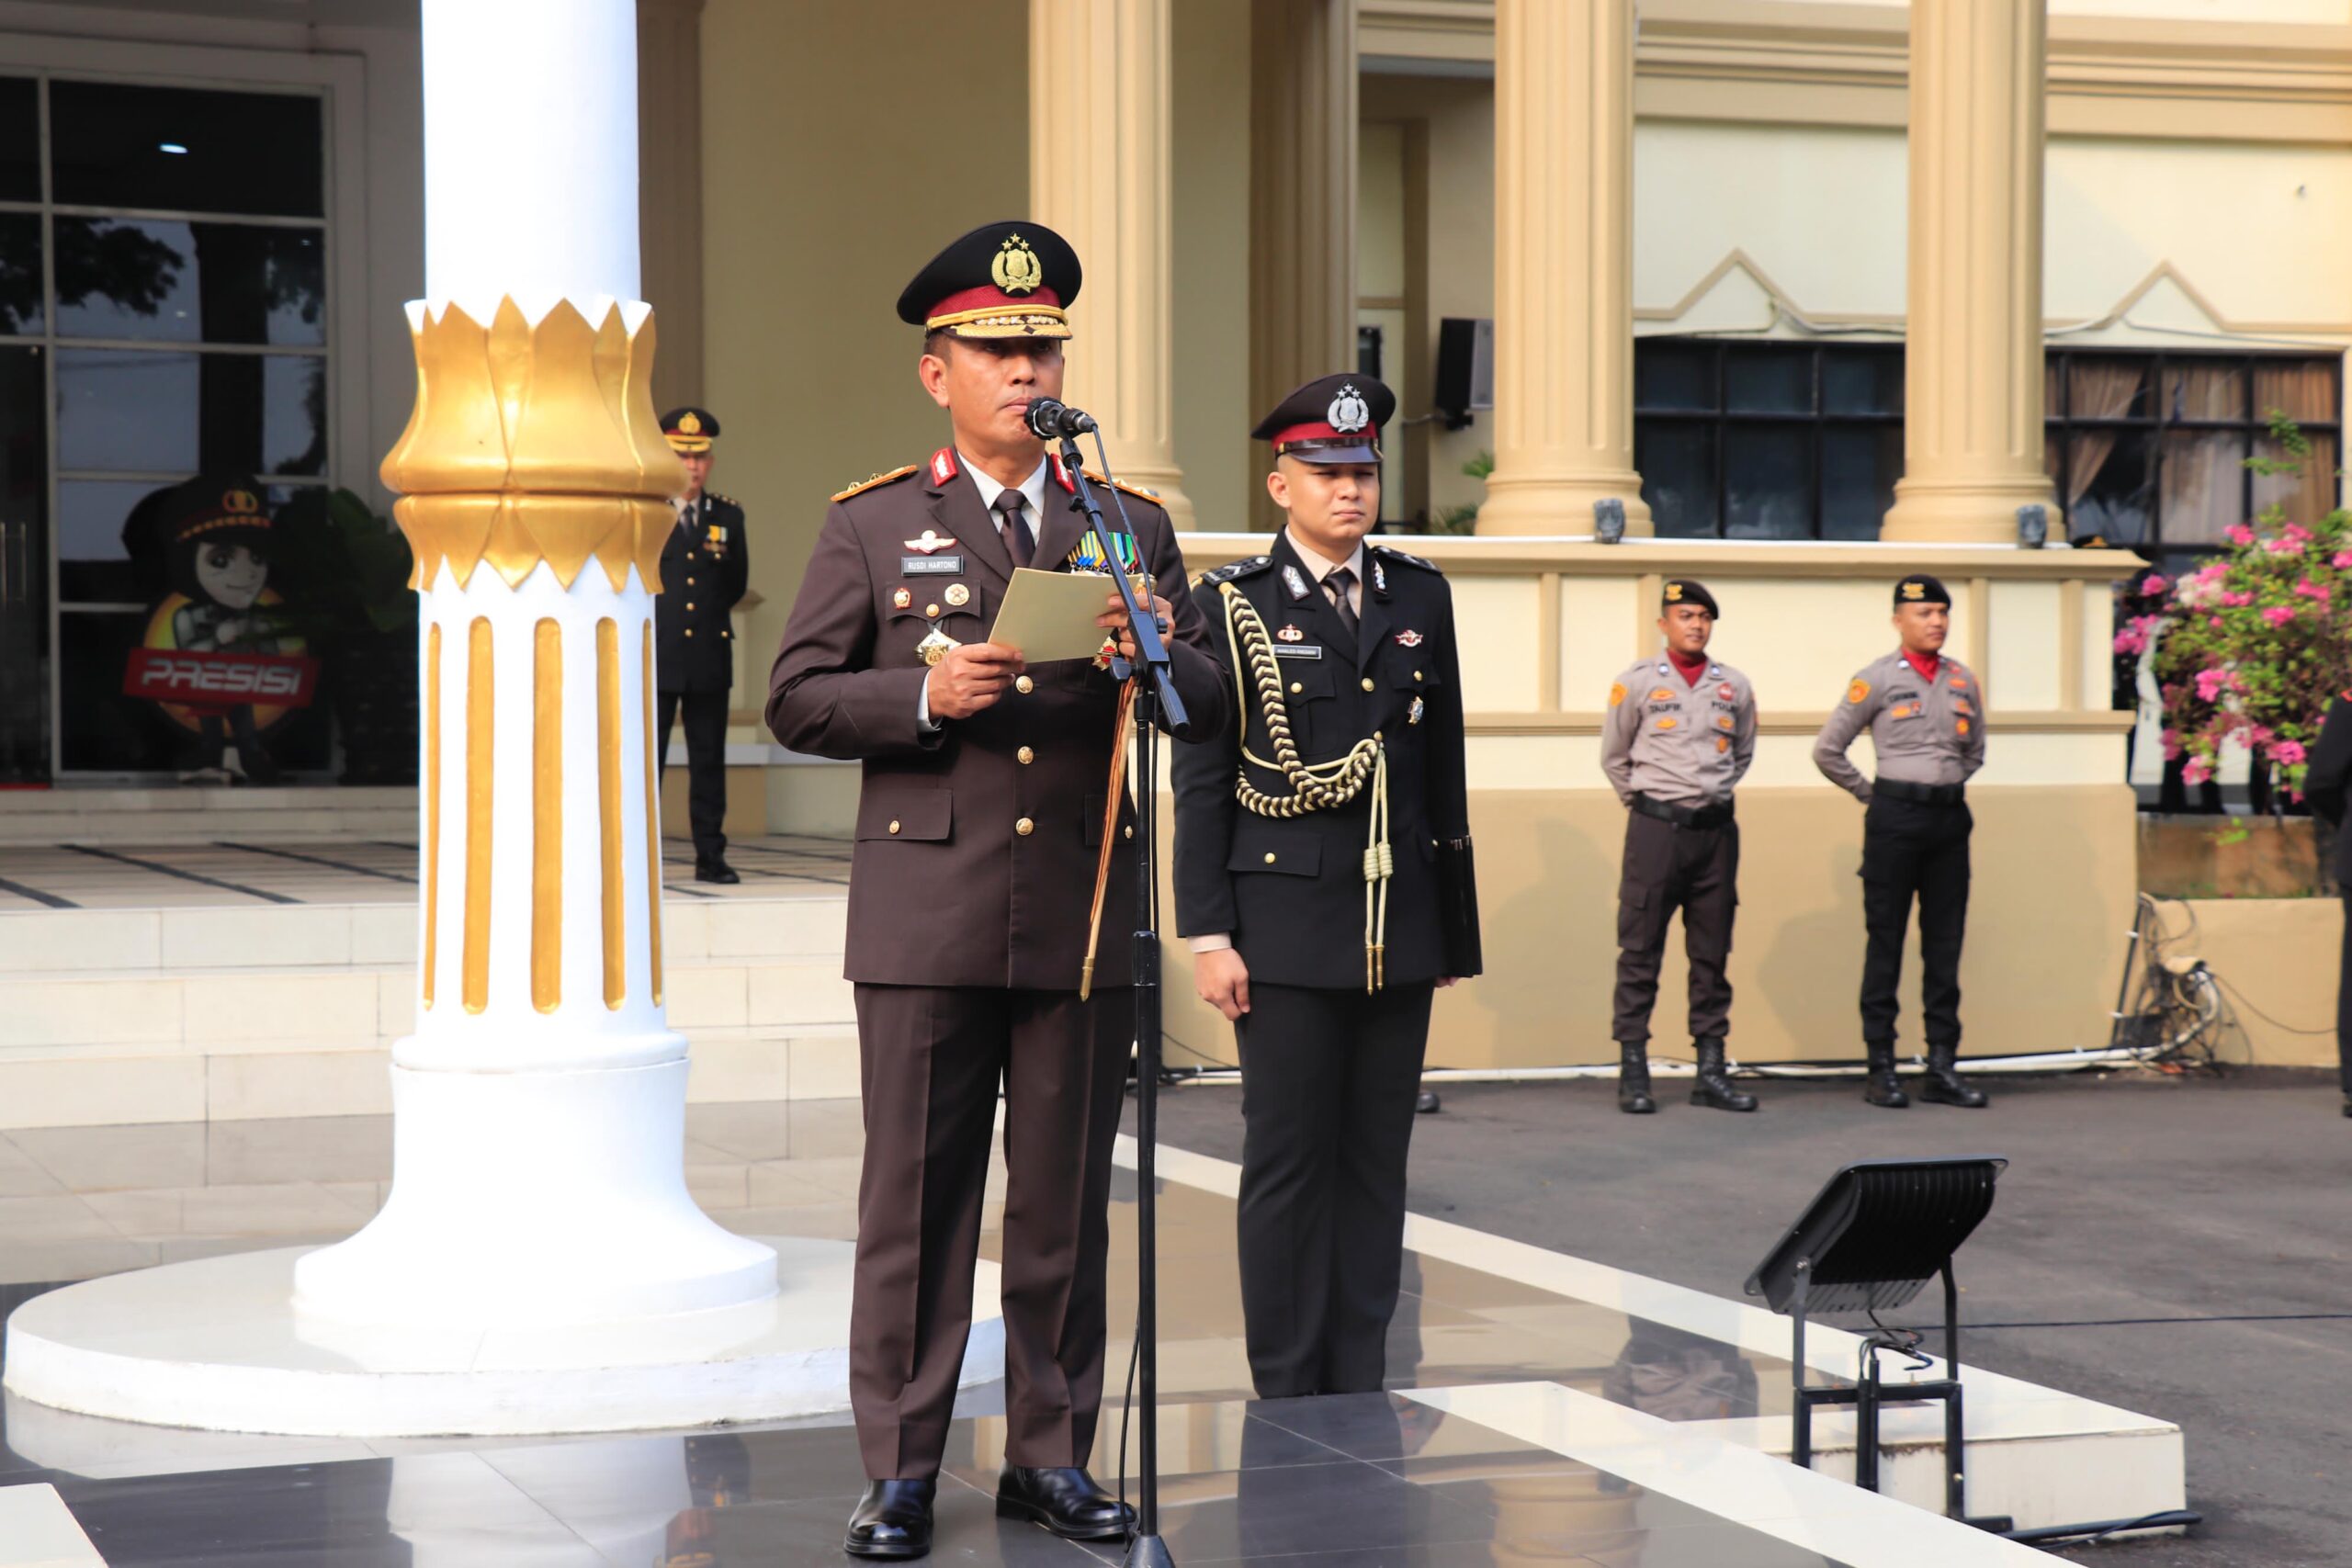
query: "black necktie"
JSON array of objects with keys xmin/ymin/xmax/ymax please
[
  {"xmin": 1325, "ymin": 566, "xmax": 1360, "ymax": 644},
  {"xmin": 994, "ymin": 491, "xmax": 1035, "ymax": 568}
]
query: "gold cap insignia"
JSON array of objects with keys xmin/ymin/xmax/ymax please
[
  {"xmin": 678, "ymin": 412, "xmax": 702, "ymax": 435},
  {"xmin": 1901, "ymin": 581, "xmax": 1925, "ymax": 601},
  {"xmin": 1665, "ymin": 582, "xmax": 1683, "ymax": 602},
  {"xmin": 992, "ymin": 234, "xmax": 1044, "ymax": 296}
]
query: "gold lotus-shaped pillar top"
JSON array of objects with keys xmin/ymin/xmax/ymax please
[{"xmin": 384, "ymin": 297, "xmax": 685, "ymax": 594}]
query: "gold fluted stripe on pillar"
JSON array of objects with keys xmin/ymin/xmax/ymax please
[
  {"xmin": 463, "ymin": 617, "xmax": 494, "ymax": 1014},
  {"xmin": 596, "ymin": 617, "xmax": 625, "ymax": 1010},
  {"xmin": 532, "ymin": 618, "xmax": 563, "ymax": 1014},
  {"xmin": 423, "ymin": 622, "xmax": 442, "ymax": 1010},
  {"xmin": 641, "ymin": 619, "xmax": 664, "ymax": 1005}
]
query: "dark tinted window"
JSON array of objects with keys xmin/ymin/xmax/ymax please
[
  {"xmin": 0, "ymin": 78, "xmax": 36, "ymax": 201},
  {"xmin": 53, "ymin": 218, "xmax": 324, "ymax": 344},
  {"xmin": 49, "ymin": 82, "xmax": 322, "ymax": 217},
  {"xmin": 0, "ymin": 212, "xmax": 42, "ymax": 333}
]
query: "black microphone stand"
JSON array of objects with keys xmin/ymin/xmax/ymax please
[{"xmin": 1057, "ymin": 429, "xmax": 1182, "ymax": 1568}]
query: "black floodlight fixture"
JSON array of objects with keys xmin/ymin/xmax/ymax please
[{"xmin": 1745, "ymin": 1156, "xmax": 2007, "ymax": 1526}]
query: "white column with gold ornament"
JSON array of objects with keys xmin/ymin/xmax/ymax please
[{"xmin": 0, "ymin": 0, "xmax": 1002, "ymax": 1436}]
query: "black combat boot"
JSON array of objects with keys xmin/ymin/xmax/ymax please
[
  {"xmin": 1616, "ymin": 1042, "xmax": 1657, "ymax": 1114},
  {"xmin": 1862, "ymin": 1041, "xmax": 1910, "ymax": 1109},
  {"xmin": 1690, "ymin": 1039, "xmax": 1758, "ymax": 1112},
  {"xmin": 1919, "ymin": 1043, "xmax": 1988, "ymax": 1108}
]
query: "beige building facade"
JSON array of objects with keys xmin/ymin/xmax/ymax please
[{"xmin": 4, "ymin": 0, "xmax": 2348, "ymax": 1069}]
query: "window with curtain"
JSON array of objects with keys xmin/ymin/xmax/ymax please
[
  {"xmin": 1633, "ymin": 339, "xmax": 1904, "ymax": 541},
  {"xmin": 2045, "ymin": 349, "xmax": 2342, "ymax": 577}
]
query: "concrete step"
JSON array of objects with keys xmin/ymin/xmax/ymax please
[
  {"xmin": 0, "ymin": 1024, "xmax": 859, "ymax": 1130},
  {"xmin": 0, "ymin": 895, "xmax": 848, "ymax": 974},
  {"xmin": 0, "ymin": 787, "xmax": 420, "ymax": 845}
]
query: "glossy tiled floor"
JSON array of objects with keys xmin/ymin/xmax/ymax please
[
  {"xmin": 0, "ymin": 1102, "xmax": 2079, "ymax": 1564},
  {"xmin": 0, "ymin": 833, "xmax": 850, "ymax": 909}
]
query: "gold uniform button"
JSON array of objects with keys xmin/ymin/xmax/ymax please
[
  {"xmin": 1413, "ymin": 671, "xmax": 1423, "ymax": 682},
  {"xmin": 1263, "ymin": 852, "xmax": 1277, "ymax": 864},
  {"xmin": 1289, "ymin": 682, "xmax": 1303, "ymax": 694},
  {"xmin": 1017, "ymin": 746, "xmax": 1035, "ymax": 764},
  {"xmin": 686, "ymin": 576, "xmax": 696, "ymax": 586},
  {"xmin": 684, "ymin": 628, "xmax": 695, "ymax": 637},
  {"xmin": 1015, "ymin": 675, "xmax": 1035, "ymax": 694},
  {"xmin": 888, "ymin": 819, "xmax": 901, "ymax": 835},
  {"xmin": 1360, "ymin": 677, "xmax": 1375, "ymax": 693},
  {"xmin": 685, "ymin": 602, "xmax": 695, "ymax": 611},
  {"xmin": 1125, "ymin": 825, "xmax": 1134, "ymax": 840},
  {"xmin": 1016, "ymin": 817, "xmax": 1035, "ymax": 837},
  {"xmin": 925, "ymin": 603, "xmax": 940, "ymax": 618}
]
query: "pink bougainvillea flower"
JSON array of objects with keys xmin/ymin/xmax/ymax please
[
  {"xmin": 2143, "ymin": 574, "xmax": 2169, "ymax": 595},
  {"xmin": 2183, "ymin": 755, "xmax": 2214, "ymax": 785},
  {"xmin": 2272, "ymin": 739, "xmax": 2308, "ymax": 767},
  {"xmin": 2332, "ymin": 549, "xmax": 2352, "ymax": 570},
  {"xmin": 2195, "ymin": 668, "xmax": 2232, "ymax": 702},
  {"xmin": 2262, "ymin": 604, "xmax": 2296, "ymax": 627},
  {"xmin": 2226, "ymin": 524, "xmax": 2256, "ymax": 546}
]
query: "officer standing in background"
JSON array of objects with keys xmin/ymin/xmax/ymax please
[
  {"xmin": 657, "ymin": 407, "xmax": 750, "ymax": 884},
  {"xmin": 1173, "ymin": 372, "xmax": 1481, "ymax": 1400},
  {"xmin": 1600, "ymin": 579, "xmax": 1758, "ymax": 1115},
  {"xmin": 768, "ymin": 220, "xmax": 1226, "ymax": 1559},
  {"xmin": 2292, "ymin": 689, "xmax": 2352, "ymax": 1118},
  {"xmin": 1813, "ymin": 573, "xmax": 1990, "ymax": 1110}
]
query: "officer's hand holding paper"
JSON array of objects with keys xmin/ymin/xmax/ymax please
[{"xmin": 991, "ymin": 567, "xmax": 1148, "ymax": 663}]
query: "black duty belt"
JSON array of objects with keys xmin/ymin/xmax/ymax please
[
  {"xmin": 1874, "ymin": 778, "xmax": 1966, "ymax": 807},
  {"xmin": 1631, "ymin": 792, "xmax": 1734, "ymax": 830}
]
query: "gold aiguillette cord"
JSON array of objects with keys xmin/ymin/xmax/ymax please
[{"xmin": 1079, "ymin": 674, "xmax": 1138, "ymax": 1001}]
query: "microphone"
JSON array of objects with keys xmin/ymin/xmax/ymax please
[{"xmin": 1024, "ymin": 398, "xmax": 1098, "ymax": 440}]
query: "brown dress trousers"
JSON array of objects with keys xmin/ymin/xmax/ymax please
[{"xmin": 768, "ymin": 450, "xmax": 1226, "ymax": 1479}]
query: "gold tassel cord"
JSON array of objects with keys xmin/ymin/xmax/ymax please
[
  {"xmin": 1218, "ymin": 582, "xmax": 1392, "ymax": 990},
  {"xmin": 1079, "ymin": 675, "xmax": 1138, "ymax": 1001}
]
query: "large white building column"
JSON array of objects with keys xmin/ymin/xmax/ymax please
[
  {"xmin": 1029, "ymin": 0, "xmax": 1194, "ymax": 530},
  {"xmin": 1478, "ymin": 0, "xmax": 1651, "ymax": 537},
  {"xmin": 1880, "ymin": 0, "xmax": 2060, "ymax": 544},
  {"xmin": 289, "ymin": 0, "xmax": 774, "ymax": 1327}
]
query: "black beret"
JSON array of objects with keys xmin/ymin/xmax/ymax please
[
  {"xmin": 661, "ymin": 407, "xmax": 718, "ymax": 452},
  {"xmin": 1251, "ymin": 373, "xmax": 1396, "ymax": 464},
  {"xmin": 1895, "ymin": 573, "xmax": 1952, "ymax": 609},
  {"xmin": 1661, "ymin": 578, "xmax": 1718, "ymax": 618},
  {"xmin": 896, "ymin": 220, "xmax": 1081, "ymax": 339}
]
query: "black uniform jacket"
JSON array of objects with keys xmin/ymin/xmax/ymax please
[
  {"xmin": 2302, "ymin": 693, "xmax": 2352, "ymax": 887},
  {"xmin": 656, "ymin": 493, "xmax": 751, "ymax": 694},
  {"xmin": 1171, "ymin": 532, "xmax": 1471, "ymax": 990},
  {"xmin": 767, "ymin": 452, "xmax": 1227, "ymax": 989}
]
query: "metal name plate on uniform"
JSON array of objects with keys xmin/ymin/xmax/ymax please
[
  {"xmin": 1272, "ymin": 645, "xmax": 1324, "ymax": 660},
  {"xmin": 901, "ymin": 556, "xmax": 966, "ymax": 575}
]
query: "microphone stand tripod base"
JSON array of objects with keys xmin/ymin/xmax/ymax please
[{"xmin": 1124, "ymin": 1533, "xmax": 1177, "ymax": 1568}]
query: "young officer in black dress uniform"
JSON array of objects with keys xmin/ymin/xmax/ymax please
[
  {"xmin": 656, "ymin": 407, "xmax": 750, "ymax": 883},
  {"xmin": 1173, "ymin": 372, "xmax": 1482, "ymax": 1399}
]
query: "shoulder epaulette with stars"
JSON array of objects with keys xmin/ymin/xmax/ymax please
[
  {"xmin": 1197, "ymin": 555, "xmax": 1273, "ymax": 587},
  {"xmin": 1105, "ymin": 476, "xmax": 1163, "ymax": 506},
  {"xmin": 707, "ymin": 491, "xmax": 737, "ymax": 507},
  {"xmin": 831, "ymin": 465, "xmax": 919, "ymax": 503},
  {"xmin": 1371, "ymin": 543, "xmax": 1442, "ymax": 573}
]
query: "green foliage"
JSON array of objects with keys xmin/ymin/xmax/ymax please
[{"xmin": 1429, "ymin": 448, "xmax": 1494, "ymax": 536}]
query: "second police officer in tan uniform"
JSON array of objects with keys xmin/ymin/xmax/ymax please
[
  {"xmin": 1813, "ymin": 572, "xmax": 1991, "ymax": 1110},
  {"xmin": 1600, "ymin": 579, "xmax": 1758, "ymax": 1115}
]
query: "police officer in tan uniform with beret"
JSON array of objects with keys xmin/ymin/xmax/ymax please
[
  {"xmin": 768, "ymin": 219, "xmax": 1227, "ymax": 1558},
  {"xmin": 1600, "ymin": 579, "xmax": 1758, "ymax": 1115},
  {"xmin": 1814, "ymin": 572, "xmax": 1990, "ymax": 1110}
]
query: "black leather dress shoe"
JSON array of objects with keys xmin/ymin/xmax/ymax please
[
  {"xmin": 995, "ymin": 1465, "xmax": 1135, "ymax": 1541},
  {"xmin": 694, "ymin": 857, "xmax": 741, "ymax": 885},
  {"xmin": 845, "ymin": 1479, "xmax": 934, "ymax": 1559}
]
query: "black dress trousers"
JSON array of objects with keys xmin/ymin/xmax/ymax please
[
  {"xmin": 658, "ymin": 689, "xmax": 730, "ymax": 863},
  {"xmin": 1859, "ymin": 796, "xmax": 1972, "ymax": 1049},
  {"xmin": 2336, "ymin": 893, "xmax": 2352, "ymax": 1098},
  {"xmin": 1611, "ymin": 811, "xmax": 1739, "ymax": 1044},
  {"xmin": 1234, "ymin": 980, "xmax": 1436, "ymax": 1399}
]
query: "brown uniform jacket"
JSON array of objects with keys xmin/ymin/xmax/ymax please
[
  {"xmin": 1812, "ymin": 649, "xmax": 1987, "ymax": 803},
  {"xmin": 767, "ymin": 451, "xmax": 1227, "ymax": 988},
  {"xmin": 1600, "ymin": 656, "xmax": 1757, "ymax": 807}
]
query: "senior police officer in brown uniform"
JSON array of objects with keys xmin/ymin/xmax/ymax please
[
  {"xmin": 767, "ymin": 220, "xmax": 1227, "ymax": 1559},
  {"xmin": 1173, "ymin": 372, "xmax": 1481, "ymax": 1400},
  {"xmin": 1814, "ymin": 572, "xmax": 1991, "ymax": 1110},
  {"xmin": 1600, "ymin": 579, "xmax": 1758, "ymax": 1115}
]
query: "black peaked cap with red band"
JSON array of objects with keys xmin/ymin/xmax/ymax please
[
  {"xmin": 1251, "ymin": 372, "xmax": 1396, "ymax": 465},
  {"xmin": 897, "ymin": 220, "xmax": 1082, "ymax": 340}
]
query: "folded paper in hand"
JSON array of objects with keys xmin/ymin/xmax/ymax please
[{"xmin": 990, "ymin": 567, "xmax": 1140, "ymax": 664}]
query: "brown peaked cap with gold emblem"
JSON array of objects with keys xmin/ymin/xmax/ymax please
[{"xmin": 896, "ymin": 220, "xmax": 1083, "ymax": 340}]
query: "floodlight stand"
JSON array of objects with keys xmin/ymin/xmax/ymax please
[{"xmin": 1787, "ymin": 1259, "xmax": 2010, "ymax": 1532}]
